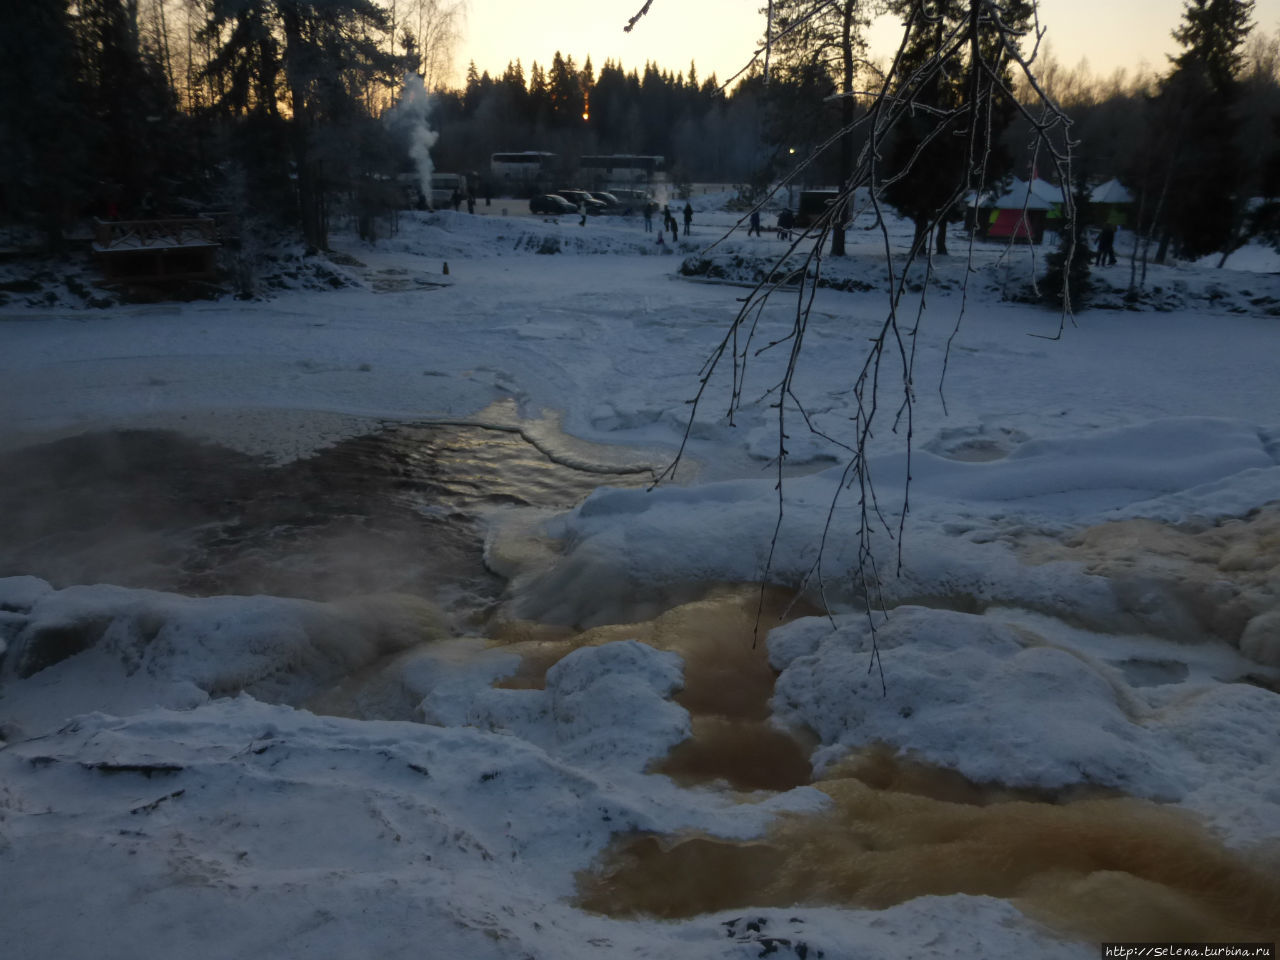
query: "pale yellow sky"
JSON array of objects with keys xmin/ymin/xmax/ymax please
[{"xmin": 454, "ymin": 0, "xmax": 1280, "ymax": 88}]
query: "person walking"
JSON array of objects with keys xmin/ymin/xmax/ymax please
[
  {"xmin": 578, "ymin": 200, "xmax": 587, "ymax": 227},
  {"xmin": 1095, "ymin": 224, "xmax": 1117, "ymax": 266},
  {"xmin": 643, "ymin": 202, "xmax": 653, "ymax": 233},
  {"xmin": 777, "ymin": 208, "xmax": 794, "ymax": 240},
  {"xmin": 748, "ymin": 209, "xmax": 761, "ymax": 237},
  {"xmin": 669, "ymin": 212, "xmax": 679, "ymax": 243},
  {"xmin": 682, "ymin": 201, "xmax": 693, "ymax": 236}
]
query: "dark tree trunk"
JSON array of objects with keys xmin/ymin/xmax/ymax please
[
  {"xmin": 913, "ymin": 216, "xmax": 930, "ymax": 252},
  {"xmin": 830, "ymin": 0, "xmax": 856, "ymax": 258},
  {"xmin": 1155, "ymin": 230, "xmax": 1171, "ymax": 265},
  {"xmin": 281, "ymin": 4, "xmax": 327, "ymax": 250}
]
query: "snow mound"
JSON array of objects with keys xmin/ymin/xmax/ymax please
[
  {"xmin": 0, "ymin": 577, "xmax": 445, "ymax": 727},
  {"xmin": 420, "ymin": 639, "xmax": 692, "ymax": 773},
  {"xmin": 507, "ymin": 417, "xmax": 1277, "ymax": 627},
  {"xmin": 768, "ymin": 606, "xmax": 1280, "ymax": 848}
]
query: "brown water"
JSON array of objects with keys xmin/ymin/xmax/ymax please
[
  {"xmin": 6, "ymin": 426, "xmax": 1278, "ymax": 946},
  {"xmin": 492, "ymin": 584, "xmax": 821, "ymax": 792},
  {"xmin": 484, "ymin": 587, "xmax": 1280, "ymax": 944},
  {"xmin": 577, "ymin": 750, "xmax": 1280, "ymax": 945}
]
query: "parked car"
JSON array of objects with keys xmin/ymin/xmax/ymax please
[
  {"xmin": 589, "ymin": 191, "xmax": 622, "ymax": 211},
  {"xmin": 554, "ymin": 189, "xmax": 607, "ymax": 214},
  {"xmin": 530, "ymin": 194, "xmax": 576, "ymax": 215}
]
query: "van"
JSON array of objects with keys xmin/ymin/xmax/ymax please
[
  {"xmin": 430, "ymin": 172, "xmax": 468, "ymax": 209},
  {"xmin": 607, "ymin": 188, "xmax": 651, "ymax": 206}
]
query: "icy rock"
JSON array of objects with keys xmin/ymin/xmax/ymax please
[
  {"xmin": 420, "ymin": 639, "xmax": 692, "ymax": 773},
  {"xmin": 769, "ymin": 606, "xmax": 1178, "ymax": 797},
  {"xmin": 1, "ymin": 582, "xmax": 440, "ymax": 704},
  {"xmin": 545, "ymin": 639, "xmax": 691, "ymax": 771},
  {"xmin": 1239, "ymin": 609, "xmax": 1280, "ymax": 666},
  {"xmin": 0, "ymin": 575, "xmax": 55, "ymax": 610}
]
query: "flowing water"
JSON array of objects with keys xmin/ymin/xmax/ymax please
[
  {"xmin": 3, "ymin": 423, "xmax": 1278, "ymax": 947},
  {"xmin": 0, "ymin": 421, "xmax": 651, "ymax": 621}
]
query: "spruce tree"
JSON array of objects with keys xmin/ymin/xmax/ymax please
[
  {"xmin": 764, "ymin": 0, "xmax": 868, "ymax": 254},
  {"xmin": 882, "ymin": 0, "xmax": 1032, "ymax": 257},
  {"xmin": 203, "ymin": 0, "xmax": 403, "ymax": 249},
  {"xmin": 1152, "ymin": 0, "xmax": 1254, "ymax": 261},
  {"xmin": 1041, "ymin": 181, "xmax": 1092, "ymax": 310},
  {"xmin": 0, "ymin": 0, "xmax": 89, "ymax": 249}
]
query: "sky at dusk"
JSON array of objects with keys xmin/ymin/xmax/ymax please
[{"xmin": 453, "ymin": 0, "xmax": 1280, "ymax": 88}]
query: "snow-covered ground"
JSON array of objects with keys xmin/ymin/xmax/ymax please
[{"xmin": 1, "ymin": 199, "xmax": 1279, "ymax": 957}]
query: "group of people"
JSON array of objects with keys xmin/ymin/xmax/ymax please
[
  {"xmin": 643, "ymin": 201, "xmax": 693, "ymax": 243},
  {"xmin": 746, "ymin": 208, "xmax": 795, "ymax": 240}
]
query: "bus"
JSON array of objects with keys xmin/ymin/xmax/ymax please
[
  {"xmin": 490, "ymin": 152, "xmax": 557, "ymax": 191},
  {"xmin": 579, "ymin": 155, "xmax": 666, "ymax": 186}
]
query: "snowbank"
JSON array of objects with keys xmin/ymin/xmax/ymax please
[
  {"xmin": 768, "ymin": 606, "xmax": 1280, "ymax": 847},
  {"xmin": 0, "ymin": 577, "xmax": 445, "ymax": 735},
  {"xmin": 506, "ymin": 417, "xmax": 1280, "ymax": 635}
]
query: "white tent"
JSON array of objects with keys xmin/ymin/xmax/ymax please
[
  {"xmin": 992, "ymin": 178, "xmax": 1055, "ymax": 211},
  {"xmin": 1090, "ymin": 178, "xmax": 1134, "ymax": 204}
]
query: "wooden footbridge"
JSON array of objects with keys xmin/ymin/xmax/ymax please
[{"xmin": 92, "ymin": 217, "xmax": 222, "ymax": 282}]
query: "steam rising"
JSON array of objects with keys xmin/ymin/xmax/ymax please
[{"xmin": 388, "ymin": 73, "xmax": 438, "ymax": 207}]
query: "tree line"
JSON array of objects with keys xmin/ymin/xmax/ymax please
[{"xmin": 2, "ymin": 0, "xmax": 1277, "ymax": 272}]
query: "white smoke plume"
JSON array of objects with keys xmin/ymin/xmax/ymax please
[{"xmin": 387, "ymin": 73, "xmax": 438, "ymax": 208}]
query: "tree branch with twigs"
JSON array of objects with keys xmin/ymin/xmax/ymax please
[{"xmin": 642, "ymin": 1, "xmax": 1075, "ymax": 686}]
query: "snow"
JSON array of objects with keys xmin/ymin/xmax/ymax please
[
  {"xmin": 1090, "ymin": 178, "xmax": 1134, "ymax": 204},
  {"xmin": 2, "ymin": 199, "xmax": 1280, "ymax": 957}
]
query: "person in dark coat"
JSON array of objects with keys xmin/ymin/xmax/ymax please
[
  {"xmin": 682, "ymin": 201, "xmax": 693, "ymax": 236},
  {"xmin": 748, "ymin": 209, "xmax": 761, "ymax": 237},
  {"xmin": 777, "ymin": 208, "xmax": 794, "ymax": 240},
  {"xmin": 1095, "ymin": 224, "xmax": 1117, "ymax": 266},
  {"xmin": 643, "ymin": 202, "xmax": 654, "ymax": 232}
]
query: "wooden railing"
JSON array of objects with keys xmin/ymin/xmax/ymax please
[{"xmin": 92, "ymin": 217, "xmax": 219, "ymax": 251}]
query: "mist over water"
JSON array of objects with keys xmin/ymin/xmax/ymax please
[{"xmin": 0, "ymin": 423, "xmax": 643, "ymax": 620}]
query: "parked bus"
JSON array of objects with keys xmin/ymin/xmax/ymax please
[
  {"xmin": 579, "ymin": 155, "xmax": 666, "ymax": 186},
  {"xmin": 490, "ymin": 152, "xmax": 557, "ymax": 192}
]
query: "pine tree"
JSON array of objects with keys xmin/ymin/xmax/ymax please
[
  {"xmin": 1171, "ymin": 0, "xmax": 1255, "ymax": 91},
  {"xmin": 548, "ymin": 51, "xmax": 584, "ymax": 126},
  {"xmin": 882, "ymin": 0, "xmax": 1032, "ymax": 256},
  {"xmin": 0, "ymin": 0, "xmax": 89, "ymax": 249},
  {"xmin": 765, "ymin": 0, "xmax": 868, "ymax": 254},
  {"xmin": 203, "ymin": 0, "xmax": 402, "ymax": 249},
  {"xmin": 1151, "ymin": 0, "xmax": 1255, "ymax": 261},
  {"xmin": 1041, "ymin": 180, "xmax": 1092, "ymax": 310}
]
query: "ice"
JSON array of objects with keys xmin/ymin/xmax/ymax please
[{"xmin": 2, "ymin": 197, "xmax": 1279, "ymax": 957}]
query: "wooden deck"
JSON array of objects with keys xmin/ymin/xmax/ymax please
[{"xmin": 92, "ymin": 217, "xmax": 221, "ymax": 281}]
